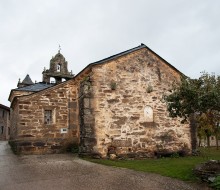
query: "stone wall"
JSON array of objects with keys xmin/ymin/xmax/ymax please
[
  {"xmin": 10, "ymin": 80, "xmax": 79, "ymax": 154},
  {"xmin": 9, "ymin": 91, "xmax": 33, "ymax": 103},
  {"xmin": 10, "ymin": 103, "xmax": 19, "ymax": 140},
  {"xmin": 79, "ymin": 74, "xmax": 96, "ymax": 156},
  {"xmin": 0, "ymin": 107, "xmax": 10, "ymax": 140},
  {"xmin": 80, "ymin": 48, "xmax": 191, "ymax": 158}
]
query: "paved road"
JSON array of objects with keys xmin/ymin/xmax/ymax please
[{"xmin": 0, "ymin": 141, "xmax": 210, "ymax": 190}]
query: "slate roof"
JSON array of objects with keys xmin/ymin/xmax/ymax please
[
  {"xmin": 22, "ymin": 74, "xmax": 34, "ymax": 85},
  {"xmin": 0, "ymin": 104, "xmax": 10, "ymax": 111},
  {"xmin": 14, "ymin": 83, "xmax": 55, "ymax": 92}
]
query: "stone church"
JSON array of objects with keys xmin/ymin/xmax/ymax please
[{"xmin": 9, "ymin": 44, "xmax": 192, "ymax": 157}]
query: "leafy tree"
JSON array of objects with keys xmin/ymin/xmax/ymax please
[
  {"xmin": 164, "ymin": 72, "xmax": 220, "ymax": 150},
  {"xmin": 197, "ymin": 112, "xmax": 214, "ymax": 147}
]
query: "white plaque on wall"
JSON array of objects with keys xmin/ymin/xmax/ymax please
[
  {"xmin": 144, "ymin": 106, "xmax": 153, "ymax": 122},
  {"xmin": 61, "ymin": 128, "xmax": 68, "ymax": 134}
]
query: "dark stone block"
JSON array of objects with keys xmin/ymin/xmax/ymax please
[
  {"xmin": 71, "ymin": 130, "xmax": 77, "ymax": 136},
  {"xmin": 123, "ymin": 95, "xmax": 133, "ymax": 98},
  {"xmin": 18, "ymin": 134, "xmax": 35, "ymax": 138},
  {"xmin": 69, "ymin": 124, "xmax": 77, "ymax": 129},
  {"xmin": 43, "ymin": 134, "xmax": 54, "ymax": 138},
  {"xmin": 72, "ymin": 137, "xmax": 79, "ymax": 144},
  {"xmin": 140, "ymin": 122, "xmax": 154, "ymax": 127},
  {"xmin": 122, "ymin": 99, "xmax": 129, "ymax": 103},
  {"xmin": 22, "ymin": 147, "xmax": 36, "ymax": 152},
  {"xmin": 140, "ymin": 122, "xmax": 159, "ymax": 128},
  {"xmin": 126, "ymin": 152, "xmax": 137, "ymax": 158},
  {"xmin": 84, "ymin": 115, "xmax": 95, "ymax": 124},
  {"xmin": 103, "ymin": 90, "xmax": 112, "ymax": 93},
  {"xmin": 69, "ymin": 102, "xmax": 77, "ymax": 109},
  {"xmin": 108, "ymin": 146, "xmax": 116, "ymax": 154},
  {"xmin": 79, "ymin": 152, "xmax": 102, "ymax": 159},
  {"xmin": 107, "ymin": 99, "xmax": 120, "ymax": 103},
  {"xmin": 110, "ymin": 124, "xmax": 121, "ymax": 129},
  {"xmin": 19, "ymin": 141, "xmax": 32, "ymax": 146},
  {"xmin": 33, "ymin": 142, "xmax": 45, "ymax": 147},
  {"xmin": 82, "ymin": 137, "xmax": 97, "ymax": 146},
  {"xmin": 157, "ymin": 109, "xmax": 165, "ymax": 112},
  {"xmin": 155, "ymin": 150, "xmax": 173, "ymax": 158},
  {"xmin": 114, "ymin": 116, "xmax": 127, "ymax": 125},
  {"xmin": 84, "ymin": 98, "xmax": 90, "ymax": 108},
  {"xmin": 72, "ymin": 113, "xmax": 77, "ymax": 120},
  {"xmin": 51, "ymin": 145, "xmax": 62, "ymax": 150},
  {"xmin": 130, "ymin": 116, "xmax": 140, "ymax": 120},
  {"xmin": 140, "ymin": 138, "xmax": 149, "ymax": 143},
  {"xmin": 84, "ymin": 109, "xmax": 91, "ymax": 115},
  {"xmin": 112, "ymin": 139, "xmax": 132, "ymax": 147},
  {"xmin": 130, "ymin": 131, "xmax": 146, "ymax": 135}
]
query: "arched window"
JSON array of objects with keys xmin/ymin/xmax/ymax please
[
  {"xmin": 1, "ymin": 126, "xmax": 3, "ymax": 134},
  {"xmin": 57, "ymin": 64, "xmax": 61, "ymax": 72}
]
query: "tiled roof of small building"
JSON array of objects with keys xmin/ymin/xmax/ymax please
[{"xmin": 14, "ymin": 83, "xmax": 55, "ymax": 92}]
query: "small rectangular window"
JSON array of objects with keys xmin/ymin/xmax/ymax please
[
  {"xmin": 2, "ymin": 110, "xmax": 4, "ymax": 118},
  {"xmin": 44, "ymin": 110, "xmax": 52, "ymax": 125}
]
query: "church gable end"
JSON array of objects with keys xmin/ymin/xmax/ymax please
[{"xmin": 79, "ymin": 47, "xmax": 191, "ymax": 158}]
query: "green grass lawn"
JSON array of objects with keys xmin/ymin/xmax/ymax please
[{"xmin": 85, "ymin": 148, "xmax": 220, "ymax": 181}]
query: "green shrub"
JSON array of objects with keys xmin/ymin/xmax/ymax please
[
  {"xmin": 171, "ymin": 152, "xmax": 180, "ymax": 158},
  {"xmin": 110, "ymin": 81, "xmax": 117, "ymax": 90},
  {"xmin": 211, "ymin": 176, "xmax": 220, "ymax": 190}
]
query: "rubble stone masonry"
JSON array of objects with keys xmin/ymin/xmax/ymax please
[
  {"xmin": 9, "ymin": 45, "xmax": 192, "ymax": 157},
  {"xmin": 79, "ymin": 48, "xmax": 191, "ymax": 158},
  {"xmin": 10, "ymin": 80, "xmax": 79, "ymax": 154}
]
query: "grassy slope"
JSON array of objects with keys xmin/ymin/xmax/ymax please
[{"xmin": 86, "ymin": 148, "xmax": 220, "ymax": 181}]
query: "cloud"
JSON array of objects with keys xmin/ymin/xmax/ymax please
[{"xmin": 0, "ymin": 0, "xmax": 220, "ymax": 106}]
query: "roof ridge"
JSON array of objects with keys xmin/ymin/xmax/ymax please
[{"xmin": 92, "ymin": 43, "xmax": 146, "ymax": 65}]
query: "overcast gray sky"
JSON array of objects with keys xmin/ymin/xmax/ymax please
[{"xmin": 1, "ymin": 0, "xmax": 220, "ymax": 106}]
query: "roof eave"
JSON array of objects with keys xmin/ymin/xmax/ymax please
[{"xmin": 0, "ymin": 104, "xmax": 10, "ymax": 111}]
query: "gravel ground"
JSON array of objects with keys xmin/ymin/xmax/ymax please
[{"xmin": 0, "ymin": 141, "xmax": 211, "ymax": 190}]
